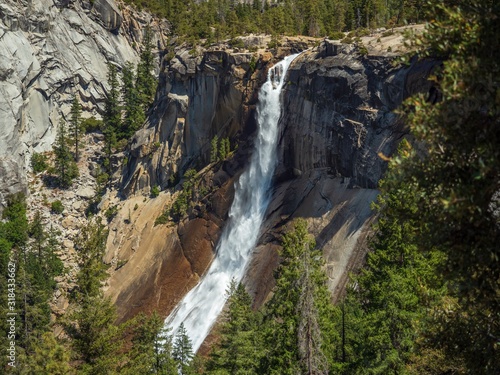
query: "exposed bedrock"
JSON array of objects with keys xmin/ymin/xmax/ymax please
[{"xmin": 0, "ymin": 0, "xmax": 168, "ymax": 209}]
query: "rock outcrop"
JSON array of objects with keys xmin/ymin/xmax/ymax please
[{"xmin": 0, "ymin": 0, "xmax": 167, "ymax": 210}]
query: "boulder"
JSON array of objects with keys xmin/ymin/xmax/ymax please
[{"xmin": 76, "ymin": 186, "xmax": 95, "ymax": 198}]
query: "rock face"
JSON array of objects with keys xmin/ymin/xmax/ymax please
[
  {"xmin": 92, "ymin": 0, "xmax": 122, "ymax": 32},
  {"xmin": 0, "ymin": 0, "xmax": 167, "ymax": 210},
  {"xmin": 121, "ymin": 49, "xmax": 264, "ymax": 195},
  {"xmin": 278, "ymin": 42, "xmax": 438, "ymax": 189}
]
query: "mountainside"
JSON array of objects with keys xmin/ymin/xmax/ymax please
[{"xmin": 0, "ymin": 0, "xmax": 167, "ymax": 209}]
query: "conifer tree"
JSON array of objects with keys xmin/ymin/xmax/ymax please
[
  {"xmin": 123, "ymin": 312, "xmax": 177, "ymax": 374},
  {"xmin": 103, "ymin": 63, "xmax": 120, "ymax": 177},
  {"xmin": 54, "ymin": 121, "xmax": 79, "ymax": 188},
  {"xmin": 74, "ymin": 218, "xmax": 108, "ymax": 300},
  {"xmin": 206, "ymin": 281, "xmax": 263, "ymax": 374},
  {"xmin": 376, "ymin": 1, "xmax": 500, "ymax": 372},
  {"xmin": 136, "ymin": 26, "xmax": 157, "ymax": 111},
  {"xmin": 121, "ymin": 62, "xmax": 144, "ymax": 140},
  {"xmin": 69, "ymin": 96, "xmax": 82, "ymax": 161},
  {"xmin": 72, "ymin": 295, "xmax": 124, "ymax": 374},
  {"xmin": 28, "ymin": 332, "xmax": 72, "ymax": 375},
  {"xmin": 173, "ymin": 323, "xmax": 194, "ymax": 375},
  {"xmin": 210, "ymin": 135, "xmax": 219, "ymax": 163}
]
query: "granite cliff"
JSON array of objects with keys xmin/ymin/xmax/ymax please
[{"xmin": 0, "ymin": 0, "xmax": 167, "ymax": 209}]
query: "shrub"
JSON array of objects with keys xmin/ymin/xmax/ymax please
[
  {"xmin": 31, "ymin": 152, "xmax": 48, "ymax": 173},
  {"xmin": 105, "ymin": 205, "xmax": 118, "ymax": 222},
  {"xmin": 329, "ymin": 31, "xmax": 345, "ymax": 40},
  {"xmin": 51, "ymin": 200, "xmax": 64, "ymax": 214},
  {"xmin": 81, "ymin": 117, "xmax": 103, "ymax": 133},
  {"xmin": 151, "ymin": 185, "xmax": 160, "ymax": 198}
]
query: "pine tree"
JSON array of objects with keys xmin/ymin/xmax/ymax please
[
  {"xmin": 210, "ymin": 135, "xmax": 219, "ymax": 163},
  {"xmin": 121, "ymin": 62, "xmax": 144, "ymax": 140},
  {"xmin": 74, "ymin": 218, "xmax": 108, "ymax": 301},
  {"xmin": 53, "ymin": 121, "xmax": 79, "ymax": 188},
  {"xmin": 72, "ymin": 295, "xmax": 123, "ymax": 374},
  {"xmin": 124, "ymin": 312, "xmax": 177, "ymax": 374},
  {"xmin": 206, "ymin": 281, "xmax": 263, "ymax": 374},
  {"xmin": 28, "ymin": 332, "xmax": 72, "ymax": 375},
  {"xmin": 103, "ymin": 63, "xmax": 121, "ymax": 178},
  {"xmin": 261, "ymin": 219, "xmax": 342, "ymax": 374},
  {"xmin": 378, "ymin": 1, "xmax": 500, "ymax": 372},
  {"xmin": 172, "ymin": 323, "xmax": 194, "ymax": 375},
  {"xmin": 69, "ymin": 96, "xmax": 82, "ymax": 161},
  {"xmin": 136, "ymin": 26, "xmax": 157, "ymax": 111}
]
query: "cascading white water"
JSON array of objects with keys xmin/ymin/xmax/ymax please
[{"xmin": 165, "ymin": 53, "xmax": 300, "ymax": 352}]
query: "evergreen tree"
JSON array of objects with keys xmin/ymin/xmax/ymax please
[
  {"xmin": 69, "ymin": 96, "xmax": 82, "ymax": 161},
  {"xmin": 379, "ymin": 1, "xmax": 500, "ymax": 372},
  {"xmin": 206, "ymin": 281, "xmax": 263, "ymax": 374},
  {"xmin": 103, "ymin": 63, "xmax": 120, "ymax": 178},
  {"xmin": 123, "ymin": 312, "xmax": 177, "ymax": 375},
  {"xmin": 172, "ymin": 323, "xmax": 194, "ymax": 375},
  {"xmin": 71, "ymin": 296, "xmax": 123, "ymax": 374},
  {"xmin": 210, "ymin": 135, "xmax": 219, "ymax": 163},
  {"xmin": 28, "ymin": 332, "xmax": 72, "ymax": 375},
  {"xmin": 341, "ymin": 163, "xmax": 451, "ymax": 373},
  {"xmin": 121, "ymin": 62, "xmax": 144, "ymax": 140},
  {"xmin": 53, "ymin": 121, "xmax": 79, "ymax": 188},
  {"xmin": 74, "ymin": 218, "xmax": 108, "ymax": 301},
  {"xmin": 261, "ymin": 219, "xmax": 340, "ymax": 374},
  {"xmin": 136, "ymin": 26, "xmax": 157, "ymax": 111}
]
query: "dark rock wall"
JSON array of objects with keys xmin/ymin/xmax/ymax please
[{"xmin": 277, "ymin": 43, "xmax": 438, "ymax": 189}]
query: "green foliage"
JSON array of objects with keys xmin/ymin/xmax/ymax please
[
  {"xmin": 69, "ymin": 96, "xmax": 83, "ymax": 161},
  {"xmin": 210, "ymin": 135, "xmax": 219, "ymax": 163},
  {"xmin": 329, "ymin": 31, "xmax": 345, "ymax": 40},
  {"xmin": 104, "ymin": 204, "xmax": 118, "ymax": 222},
  {"xmin": 168, "ymin": 169, "xmax": 199, "ymax": 222},
  {"xmin": 1, "ymin": 193, "xmax": 29, "ymax": 249},
  {"xmin": 136, "ymin": 26, "xmax": 157, "ymax": 110},
  {"xmin": 261, "ymin": 219, "xmax": 341, "ymax": 374},
  {"xmin": 206, "ymin": 281, "xmax": 263, "ymax": 374},
  {"xmin": 53, "ymin": 121, "xmax": 79, "ymax": 188},
  {"xmin": 50, "ymin": 200, "xmax": 64, "ymax": 214},
  {"xmin": 81, "ymin": 116, "xmax": 103, "ymax": 133},
  {"xmin": 151, "ymin": 185, "xmax": 160, "ymax": 198},
  {"xmin": 71, "ymin": 296, "xmax": 124, "ymax": 374},
  {"xmin": 73, "ymin": 218, "xmax": 108, "ymax": 301},
  {"xmin": 173, "ymin": 323, "xmax": 194, "ymax": 374},
  {"xmin": 123, "ymin": 0, "xmax": 428, "ymax": 43},
  {"xmin": 218, "ymin": 137, "xmax": 231, "ymax": 160},
  {"xmin": 382, "ymin": 1, "xmax": 500, "ymax": 372},
  {"xmin": 0, "ymin": 194, "xmax": 64, "ymax": 370},
  {"xmin": 122, "ymin": 312, "xmax": 177, "ymax": 374},
  {"xmin": 28, "ymin": 332, "xmax": 72, "ymax": 375},
  {"xmin": 31, "ymin": 152, "xmax": 48, "ymax": 173},
  {"xmin": 121, "ymin": 62, "xmax": 145, "ymax": 140},
  {"xmin": 103, "ymin": 63, "xmax": 121, "ymax": 177}
]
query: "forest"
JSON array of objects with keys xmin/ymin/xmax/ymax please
[
  {"xmin": 124, "ymin": 0, "xmax": 426, "ymax": 40},
  {"xmin": 0, "ymin": 0, "xmax": 499, "ymax": 373}
]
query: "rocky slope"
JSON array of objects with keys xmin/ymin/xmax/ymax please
[
  {"xmin": 0, "ymin": 0, "xmax": 167, "ymax": 210},
  {"xmin": 105, "ymin": 28, "xmax": 439, "ymax": 325}
]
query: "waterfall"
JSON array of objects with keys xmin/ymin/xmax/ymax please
[{"xmin": 165, "ymin": 53, "xmax": 300, "ymax": 353}]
